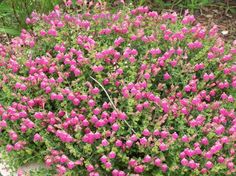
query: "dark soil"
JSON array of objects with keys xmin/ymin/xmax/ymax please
[{"xmin": 194, "ymin": 4, "xmax": 236, "ymax": 42}]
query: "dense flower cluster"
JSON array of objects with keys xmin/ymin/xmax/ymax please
[{"xmin": 0, "ymin": 1, "xmax": 236, "ymax": 175}]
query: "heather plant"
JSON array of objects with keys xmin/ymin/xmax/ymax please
[{"xmin": 0, "ymin": 1, "xmax": 236, "ymax": 176}]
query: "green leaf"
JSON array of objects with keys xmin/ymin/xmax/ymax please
[
  {"xmin": 0, "ymin": 3, "xmax": 12, "ymax": 13},
  {"xmin": 2, "ymin": 85, "xmax": 11, "ymax": 97},
  {"xmin": 0, "ymin": 26, "xmax": 20, "ymax": 36},
  {"xmin": 229, "ymin": 8, "xmax": 236, "ymax": 14}
]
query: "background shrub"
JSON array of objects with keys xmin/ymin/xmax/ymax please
[
  {"xmin": 0, "ymin": 0, "xmax": 61, "ymax": 36},
  {"xmin": 1, "ymin": 0, "xmax": 236, "ymax": 37}
]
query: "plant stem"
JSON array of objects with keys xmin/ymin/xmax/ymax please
[
  {"xmin": 90, "ymin": 76, "xmax": 136, "ymax": 134},
  {"xmin": 23, "ymin": 0, "xmax": 30, "ymax": 17},
  {"xmin": 11, "ymin": 1, "xmax": 22, "ymax": 28}
]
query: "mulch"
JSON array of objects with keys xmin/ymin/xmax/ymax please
[{"xmin": 194, "ymin": 5, "xmax": 236, "ymax": 42}]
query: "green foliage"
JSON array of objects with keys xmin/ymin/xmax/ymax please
[
  {"xmin": 177, "ymin": 0, "xmax": 214, "ymax": 11},
  {"xmin": 127, "ymin": 0, "xmax": 236, "ymax": 14},
  {"xmin": 0, "ymin": 0, "xmax": 62, "ymax": 36}
]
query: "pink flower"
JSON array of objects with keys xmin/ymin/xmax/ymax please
[
  {"xmin": 74, "ymin": 68, "xmax": 81, "ymax": 76},
  {"xmin": 0, "ymin": 120, "xmax": 7, "ymax": 128},
  {"xmin": 101, "ymin": 139, "xmax": 109, "ymax": 146},
  {"xmin": 172, "ymin": 132, "xmax": 179, "ymax": 139},
  {"xmin": 227, "ymin": 162, "xmax": 234, "ymax": 170},
  {"xmin": 86, "ymin": 165, "xmax": 94, "ymax": 172},
  {"xmin": 136, "ymin": 104, "xmax": 143, "ymax": 112},
  {"xmin": 34, "ymin": 112, "xmax": 44, "ymax": 119},
  {"xmin": 163, "ymin": 72, "xmax": 171, "ymax": 80},
  {"xmin": 67, "ymin": 161, "xmax": 75, "ymax": 169},
  {"xmin": 129, "ymin": 159, "xmax": 137, "ymax": 167},
  {"xmin": 100, "ymin": 155, "xmax": 108, "ymax": 163},
  {"xmin": 48, "ymin": 28, "xmax": 57, "ymax": 36},
  {"xmin": 108, "ymin": 151, "xmax": 116, "ymax": 159},
  {"xmin": 6, "ymin": 144, "xmax": 13, "ymax": 152},
  {"xmin": 181, "ymin": 158, "xmax": 188, "ymax": 166},
  {"xmin": 154, "ymin": 158, "xmax": 162, "ymax": 167},
  {"xmin": 153, "ymin": 130, "xmax": 160, "ymax": 136},
  {"xmin": 40, "ymin": 30, "xmax": 46, "ymax": 36},
  {"xmin": 33, "ymin": 133, "xmax": 42, "ymax": 142},
  {"xmin": 201, "ymin": 137, "xmax": 209, "ymax": 145},
  {"xmin": 118, "ymin": 112, "xmax": 127, "ymax": 120},
  {"xmin": 142, "ymin": 129, "xmax": 151, "ymax": 136},
  {"xmin": 205, "ymin": 161, "xmax": 213, "ymax": 169},
  {"xmin": 105, "ymin": 162, "xmax": 112, "ymax": 169},
  {"xmin": 161, "ymin": 164, "xmax": 168, "ymax": 172},
  {"xmin": 188, "ymin": 160, "xmax": 197, "ymax": 169},
  {"xmin": 114, "ymin": 37, "xmax": 124, "ymax": 47},
  {"xmin": 130, "ymin": 134, "xmax": 138, "ymax": 141},
  {"xmin": 181, "ymin": 135, "xmax": 189, "ymax": 143},
  {"xmin": 220, "ymin": 136, "xmax": 229, "ymax": 144},
  {"xmin": 134, "ymin": 165, "xmax": 144, "ymax": 173},
  {"xmin": 204, "ymin": 152, "xmax": 212, "ymax": 159},
  {"xmin": 140, "ymin": 137, "xmax": 147, "ymax": 146},
  {"xmin": 215, "ymin": 125, "xmax": 225, "ymax": 135},
  {"xmin": 160, "ymin": 131, "xmax": 169, "ymax": 138},
  {"xmin": 126, "ymin": 140, "xmax": 133, "ymax": 148},
  {"xmin": 143, "ymin": 155, "xmax": 152, "ymax": 163},
  {"xmin": 91, "ymin": 87, "xmax": 100, "ymax": 95},
  {"xmin": 203, "ymin": 73, "xmax": 209, "ymax": 81},
  {"xmin": 92, "ymin": 65, "xmax": 104, "ymax": 73},
  {"xmin": 159, "ymin": 143, "xmax": 168, "ymax": 151},
  {"xmin": 115, "ymin": 140, "xmax": 122, "ymax": 147},
  {"xmin": 88, "ymin": 99, "xmax": 96, "ymax": 107},
  {"xmin": 111, "ymin": 123, "xmax": 119, "ymax": 132},
  {"xmin": 45, "ymin": 158, "xmax": 52, "ymax": 167},
  {"xmin": 184, "ymin": 85, "xmax": 191, "ymax": 92},
  {"xmin": 112, "ymin": 169, "xmax": 119, "ymax": 176}
]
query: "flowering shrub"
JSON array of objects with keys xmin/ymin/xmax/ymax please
[{"xmin": 0, "ymin": 2, "xmax": 236, "ymax": 176}]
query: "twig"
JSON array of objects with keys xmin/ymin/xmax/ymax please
[{"xmin": 90, "ymin": 76, "xmax": 136, "ymax": 134}]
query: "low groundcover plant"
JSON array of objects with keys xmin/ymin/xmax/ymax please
[{"xmin": 0, "ymin": 1, "xmax": 235, "ymax": 175}]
